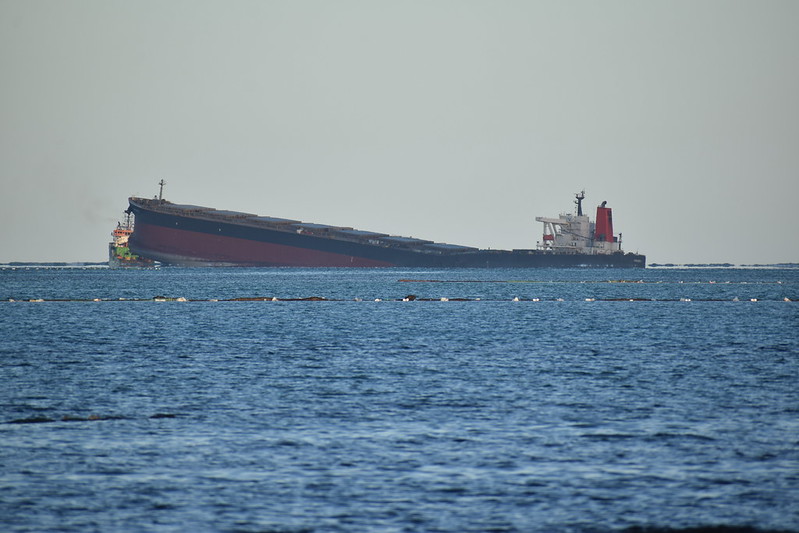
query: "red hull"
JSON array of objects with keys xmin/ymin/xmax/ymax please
[{"xmin": 132, "ymin": 222, "xmax": 394, "ymax": 267}]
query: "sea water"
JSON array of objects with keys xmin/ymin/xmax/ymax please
[{"xmin": 1, "ymin": 267, "xmax": 797, "ymax": 532}]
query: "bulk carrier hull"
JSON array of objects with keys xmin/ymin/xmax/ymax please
[{"xmin": 126, "ymin": 196, "xmax": 645, "ymax": 268}]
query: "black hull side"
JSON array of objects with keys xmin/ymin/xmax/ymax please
[{"xmin": 438, "ymin": 251, "xmax": 645, "ymax": 268}]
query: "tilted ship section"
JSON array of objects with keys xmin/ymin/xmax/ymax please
[{"xmin": 124, "ymin": 185, "xmax": 644, "ymax": 268}]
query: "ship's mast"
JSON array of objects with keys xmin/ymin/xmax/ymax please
[
  {"xmin": 124, "ymin": 211, "xmax": 134, "ymax": 230},
  {"xmin": 158, "ymin": 179, "xmax": 166, "ymax": 201},
  {"xmin": 575, "ymin": 190, "xmax": 585, "ymax": 216}
]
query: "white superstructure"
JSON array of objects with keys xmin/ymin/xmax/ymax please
[{"xmin": 536, "ymin": 191, "xmax": 621, "ymax": 255}]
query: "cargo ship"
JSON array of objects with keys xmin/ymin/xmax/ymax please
[
  {"xmin": 108, "ymin": 213, "xmax": 156, "ymax": 268},
  {"xmin": 125, "ymin": 185, "xmax": 645, "ymax": 268}
]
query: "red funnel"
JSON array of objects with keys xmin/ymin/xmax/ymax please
[{"xmin": 594, "ymin": 203, "xmax": 614, "ymax": 242}]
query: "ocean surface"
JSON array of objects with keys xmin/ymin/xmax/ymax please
[{"xmin": 1, "ymin": 266, "xmax": 797, "ymax": 533}]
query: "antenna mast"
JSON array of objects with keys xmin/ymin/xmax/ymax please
[
  {"xmin": 575, "ymin": 190, "xmax": 585, "ymax": 216},
  {"xmin": 158, "ymin": 179, "xmax": 166, "ymax": 201}
]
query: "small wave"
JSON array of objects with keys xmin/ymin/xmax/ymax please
[
  {"xmin": 5, "ymin": 413, "xmax": 178, "ymax": 424},
  {"xmin": 581, "ymin": 433, "xmax": 640, "ymax": 441},
  {"xmin": 651, "ymin": 432, "xmax": 717, "ymax": 442}
]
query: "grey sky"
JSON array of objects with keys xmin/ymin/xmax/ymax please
[{"xmin": 2, "ymin": 1, "xmax": 797, "ymax": 264}]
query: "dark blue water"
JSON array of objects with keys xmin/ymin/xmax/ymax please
[{"xmin": 2, "ymin": 267, "xmax": 798, "ymax": 532}]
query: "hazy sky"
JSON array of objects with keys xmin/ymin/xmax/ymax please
[{"xmin": 2, "ymin": 1, "xmax": 797, "ymax": 264}]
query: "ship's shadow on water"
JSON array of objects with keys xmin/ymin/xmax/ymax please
[{"xmin": 1, "ymin": 267, "xmax": 798, "ymax": 532}]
